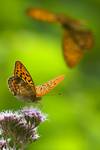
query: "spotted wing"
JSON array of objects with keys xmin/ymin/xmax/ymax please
[
  {"xmin": 36, "ymin": 75, "xmax": 64, "ymax": 97},
  {"xmin": 14, "ymin": 61, "xmax": 36, "ymax": 93},
  {"xmin": 8, "ymin": 76, "xmax": 19, "ymax": 96},
  {"xmin": 8, "ymin": 76, "xmax": 37, "ymax": 102},
  {"xmin": 26, "ymin": 8, "xmax": 57, "ymax": 23}
]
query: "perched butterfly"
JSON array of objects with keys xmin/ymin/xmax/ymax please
[
  {"xmin": 8, "ymin": 61, "xmax": 64, "ymax": 102},
  {"xmin": 26, "ymin": 8, "xmax": 93, "ymax": 68}
]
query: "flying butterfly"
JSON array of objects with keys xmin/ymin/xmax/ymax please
[
  {"xmin": 8, "ymin": 61, "xmax": 64, "ymax": 102},
  {"xmin": 26, "ymin": 8, "xmax": 93, "ymax": 68}
]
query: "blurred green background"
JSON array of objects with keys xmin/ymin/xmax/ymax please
[{"xmin": 0, "ymin": 0, "xmax": 100, "ymax": 150}]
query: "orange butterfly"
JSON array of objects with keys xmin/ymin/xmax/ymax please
[
  {"xmin": 26, "ymin": 8, "xmax": 93, "ymax": 68},
  {"xmin": 8, "ymin": 61, "xmax": 64, "ymax": 102}
]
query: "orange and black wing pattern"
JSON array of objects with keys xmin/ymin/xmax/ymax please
[
  {"xmin": 14, "ymin": 61, "xmax": 36, "ymax": 92},
  {"xmin": 36, "ymin": 75, "xmax": 64, "ymax": 97}
]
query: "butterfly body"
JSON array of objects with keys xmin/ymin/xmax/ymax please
[{"xmin": 8, "ymin": 61, "xmax": 64, "ymax": 102}]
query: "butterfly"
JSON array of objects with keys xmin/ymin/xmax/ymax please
[
  {"xmin": 26, "ymin": 8, "xmax": 93, "ymax": 68},
  {"xmin": 8, "ymin": 61, "xmax": 64, "ymax": 102}
]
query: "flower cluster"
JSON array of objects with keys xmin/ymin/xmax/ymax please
[
  {"xmin": 0, "ymin": 108, "xmax": 47, "ymax": 150},
  {"xmin": 0, "ymin": 139, "xmax": 7, "ymax": 149}
]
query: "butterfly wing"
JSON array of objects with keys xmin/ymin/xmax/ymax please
[
  {"xmin": 26, "ymin": 8, "xmax": 57, "ymax": 23},
  {"xmin": 14, "ymin": 61, "xmax": 36, "ymax": 94},
  {"xmin": 26, "ymin": 8, "xmax": 82, "ymax": 26},
  {"xmin": 36, "ymin": 75, "xmax": 64, "ymax": 97},
  {"xmin": 73, "ymin": 30, "xmax": 93, "ymax": 50},
  {"xmin": 26, "ymin": 8, "xmax": 93, "ymax": 68},
  {"xmin": 62, "ymin": 19, "xmax": 93, "ymax": 51},
  {"xmin": 63, "ymin": 30, "xmax": 84, "ymax": 68},
  {"xmin": 8, "ymin": 76, "xmax": 37, "ymax": 102}
]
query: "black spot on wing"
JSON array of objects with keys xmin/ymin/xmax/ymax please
[
  {"xmin": 17, "ymin": 69, "xmax": 19, "ymax": 72},
  {"xmin": 25, "ymin": 73, "xmax": 27, "ymax": 76},
  {"xmin": 28, "ymin": 79, "xmax": 32, "ymax": 83},
  {"xmin": 20, "ymin": 63, "xmax": 22, "ymax": 69},
  {"xmin": 24, "ymin": 77, "xmax": 26, "ymax": 80}
]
